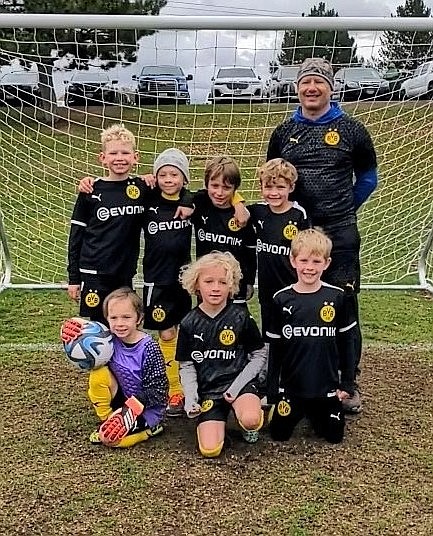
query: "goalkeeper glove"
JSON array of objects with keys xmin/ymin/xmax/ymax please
[
  {"xmin": 60, "ymin": 317, "xmax": 85, "ymax": 343},
  {"xmin": 98, "ymin": 396, "xmax": 144, "ymax": 445}
]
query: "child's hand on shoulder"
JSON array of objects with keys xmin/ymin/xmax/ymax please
[
  {"xmin": 78, "ymin": 176, "xmax": 95, "ymax": 194},
  {"xmin": 140, "ymin": 174, "xmax": 157, "ymax": 188},
  {"xmin": 233, "ymin": 202, "xmax": 250, "ymax": 228}
]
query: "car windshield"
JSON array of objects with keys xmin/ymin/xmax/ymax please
[
  {"xmin": 217, "ymin": 68, "xmax": 256, "ymax": 78},
  {"xmin": 0, "ymin": 71, "xmax": 38, "ymax": 84},
  {"xmin": 340, "ymin": 68, "xmax": 381, "ymax": 81},
  {"xmin": 71, "ymin": 72, "xmax": 110, "ymax": 83},
  {"xmin": 140, "ymin": 66, "xmax": 183, "ymax": 76},
  {"xmin": 279, "ymin": 66, "xmax": 298, "ymax": 79}
]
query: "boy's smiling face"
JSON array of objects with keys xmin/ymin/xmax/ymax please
[
  {"xmin": 207, "ymin": 174, "xmax": 235, "ymax": 209},
  {"xmin": 99, "ymin": 140, "xmax": 138, "ymax": 179},
  {"xmin": 157, "ymin": 165, "xmax": 185, "ymax": 196}
]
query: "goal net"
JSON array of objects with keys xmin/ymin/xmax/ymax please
[{"xmin": 0, "ymin": 15, "xmax": 432, "ymax": 292}]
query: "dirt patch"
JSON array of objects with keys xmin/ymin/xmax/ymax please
[{"xmin": 0, "ymin": 347, "xmax": 432, "ymax": 535}]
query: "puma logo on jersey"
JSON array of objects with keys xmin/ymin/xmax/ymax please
[
  {"xmin": 149, "ymin": 206, "xmax": 158, "ymax": 214},
  {"xmin": 194, "ymin": 333, "xmax": 204, "ymax": 341},
  {"xmin": 202, "ymin": 216, "xmax": 208, "ymax": 225},
  {"xmin": 91, "ymin": 194, "xmax": 102, "ymax": 201},
  {"xmin": 289, "ymin": 137, "xmax": 299, "ymax": 144},
  {"xmin": 330, "ymin": 412, "xmax": 341, "ymax": 421},
  {"xmin": 283, "ymin": 306, "xmax": 293, "ymax": 314}
]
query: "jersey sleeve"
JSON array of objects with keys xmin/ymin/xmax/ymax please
[
  {"xmin": 265, "ymin": 296, "xmax": 285, "ymax": 403},
  {"xmin": 175, "ymin": 321, "xmax": 191, "ymax": 362},
  {"xmin": 67, "ymin": 193, "xmax": 90, "ymax": 285},
  {"xmin": 352, "ymin": 120, "xmax": 377, "ymax": 173},
  {"xmin": 267, "ymin": 125, "xmax": 283, "ymax": 161},
  {"xmin": 140, "ymin": 338, "xmax": 169, "ymax": 427},
  {"xmin": 243, "ymin": 221, "xmax": 257, "ymax": 285}
]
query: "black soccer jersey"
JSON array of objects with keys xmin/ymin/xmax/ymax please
[
  {"xmin": 267, "ymin": 114, "xmax": 377, "ymax": 229},
  {"xmin": 176, "ymin": 304, "xmax": 264, "ymax": 399},
  {"xmin": 67, "ymin": 176, "xmax": 149, "ymax": 285},
  {"xmin": 192, "ymin": 190, "xmax": 257, "ymax": 298},
  {"xmin": 249, "ymin": 201, "xmax": 309, "ymax": 303},
  {"xmin": 142, "ymin": 189, "xmax": 192, "ymax": 285},
  {"xmin": 266, "ymin": 283, "xmax": 357, "ymax": 400}
]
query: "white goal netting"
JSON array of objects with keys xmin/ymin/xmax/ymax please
[{"xmin": 0, "ymin": 15, "xmax": 432, "ymax": 291}]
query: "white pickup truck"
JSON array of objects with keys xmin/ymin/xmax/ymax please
[{"xmin": 400, "ymin": 61, "xmax": 433, "ymax": 99}]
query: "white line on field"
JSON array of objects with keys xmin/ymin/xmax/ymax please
[{"xmin": 0, "ymin": 343, "xmax": 63, "ymax": 352}]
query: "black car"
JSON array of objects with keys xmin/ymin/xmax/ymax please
[
  {"xmin": 133, "ymin": 65, "xmax": 192, "ymax": 105},
  {"xmin": 268, "ymin": 65, "xmax": 299, "ymax": 102},
  {"xmin": 64, "ymin": 71, "xmax": 118, "ymax": 106},
  {"xmin": 333, "ymin": 67, "xmax": 390, "ymax": 101},
  {"xmin": 0, "ymin": 70, "xmax": 40, "ymax": 105}
]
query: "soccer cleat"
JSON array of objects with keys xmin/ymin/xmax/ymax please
[
  {"xmin": 89, "ymin": 429, "xmax": 102, "ymax": 444},
  {"xmin": 98, "ymin": 396, "xmax": 144, "ymax": 445},
  {"xmin": 166, "ymin": 393, "xmax": 185, "ymax": 417},
  {"xmin": 341, "ymin": 389, "xmax": 362, "ymax": 414},
  {"xmin": 147, "ymin": 423, "xmax": 164, "ymax": 437},
  {"xmin": 242, "ymin": 430, "xmax": 260, "ymax": 444}
]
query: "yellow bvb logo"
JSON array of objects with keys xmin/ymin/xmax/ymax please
[
  {"xmin": 228, "ymin": 217, "xmax": 241, "ymax": 232},
  {"xmin": 85, "ymin": 291, "xmax": 100, "ymax": 308},
  {"xmin": 283, "ymin": 223, "xmax": 298, "ymax": 240},
  {"xmin": 126, "ymin": 184, "xmax": 140, "ymax": 199},
  {"xmin": 219, "ymin": 328, "xmax": 236, "ymax": 346},
  {"xmin": 320, "ymin": 303, "xmax": 335, "ymax": 322},
  {"xmin": 277, "ymin": 399, "xmax": 291, "ymax": 416},
  {"xmin": 201, "ymin": 399, "xmax": 214, "ymax": 412},
  {"xmin": 152, "ymin": 307, "xmax": 166, "ymax": 322},
  {"xmin": 324, "ymin": 130, "xmax": 340, "ymax": 146}
]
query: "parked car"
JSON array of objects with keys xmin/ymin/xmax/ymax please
[
  {"xmin": 399, "ymin": 61, "xmax": 433, "ymax": 100},
  {"xmin": 268, "ymin": 65, "xmax": 299, "ymax": 102},
  {"xmin": 333, "ymin": 67, "xmax": 390, "ymax": 101},
  {"xmin": 0, "ymin": 70, "xmax": 40, "ymax": 105},
  {"xmin": 64, "ymin": 71, "xmax": 118, "ymax": 106},
  {"xmin": 382, "ymin": 66, "xmax": 413, "ymax": 100},
  {"xmin": 133, "ymin": 65, "xmax": 192, "ymax": 105},
  {"xmin": 209, "ymin": 67, "xmax": 264, "ymax": 103}
]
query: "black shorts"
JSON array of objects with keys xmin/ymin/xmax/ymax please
[
  {"xmin": 322, "ymin": 223, "xmax": 361, "ymax": 294},
  {"xmin": 142, "ymin": 282, "xmax": 192, "ymax": 330},
  {"xmin": 79, "ymin": 274, "xmax": 133, "ymax": 323},
  {"xmin": 197, "ymin": 381, "xmax": 260, "ymax": 424},
  {"xmin": 269, "ymin": 393, "xmax": 345, "ymax": 444}
]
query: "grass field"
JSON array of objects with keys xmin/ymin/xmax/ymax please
[{"xmin": 1, "ymin": 102, "xmax": 433, "ymax": 535}]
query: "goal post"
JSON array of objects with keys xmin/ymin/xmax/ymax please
[{"xmin": 0, "ymin": 14, "xmax": 432, "ymax": 293}]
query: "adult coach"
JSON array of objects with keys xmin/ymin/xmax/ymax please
[{"xmin": 267, "ymin": 58, "xmax": 378, "ymax": 413}]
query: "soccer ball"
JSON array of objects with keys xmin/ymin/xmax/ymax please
[{"xmin": 62, "ymin": 319, "xmax": 114, "ymax": 371}]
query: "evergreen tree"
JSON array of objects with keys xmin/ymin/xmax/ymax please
[
  {"xmin": 277, "ymin": 2, "xmax": 358, "ymax": 68},
  {"xmin": 379, "ymin": 0, "xmax": 433, "ymax": 70}
]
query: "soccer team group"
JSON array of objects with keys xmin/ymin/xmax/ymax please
[{"xmin": 62, "ymin": 58, "xmax": 378, "ymax": 456}]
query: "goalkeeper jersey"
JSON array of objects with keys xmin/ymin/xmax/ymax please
[
  {"xmin": 176, "ymin": 303, "xmax": 264, "ymax": 399},
  {"xmin": 267, "ymin": 108, "xmax": 377, "ymax": 230},
  {"xmin": 248, "ymin": 201, "xmax": 309, "ymax": 303},
  {"xmin": 67, "ymin": 176, "xmax": 149, "ymax": 285},
  {"xmin": 266, "ymin": 283, "xmax": 357, "ymax": 400}
]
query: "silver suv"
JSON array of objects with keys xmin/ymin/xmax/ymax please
[
  {"xmin": 0, "ymin": 70, "xmax": 40, "ymax": 105},
  {"xmin": 209, "ymin": 67, "xmax": 264, "ymax": 103}
]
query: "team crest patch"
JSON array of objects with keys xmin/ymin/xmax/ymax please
[
  {"xmin": 219, "ymin": 328, "xmax": 236, "ymax": 346},
  {"xmin": 324, "ymin": 129, "xmax": 340, "ymax": 146},
  {"xmin": 126, "ymin": 184, "xmax": 140, "ymax": 199},
  {"xmin": 283, "ymin": 222, "xmax": 298, "ymax": 240},
  {"xmin": 85, "ymin": 290, "xmax": 100, "ymax": 308},
  {"xmin": 201, "ymin": 399, "xmax": 214, "ymax": 412},
  {"xmin": 152, "ymin": 306, "xmax": 166, "ymax": 322},
  {"xmin": 320, "ymin": 302, "xmax": 335, "ymax": 322},
  {"xmin": 228, "ymin": 217, "xmax": 241, "ymax": 232},
  {"xmin": 277, "ymin": 399, "xmax": 291, "ymax": 416}
]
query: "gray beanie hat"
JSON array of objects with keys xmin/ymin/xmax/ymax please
[
  {"xmin": 153, "ymin": 148, "xmax": 190, "ymax": 182},
  {"xmin": 297, "ymin": 58, "xmax": 334, "ymax": 89}
]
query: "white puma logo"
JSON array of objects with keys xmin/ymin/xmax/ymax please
[
  {"xmin": 289, "ymin": 137, "xmax": 299, "ymax": 144},
  {"xmin": 149, "ymin": 206, "xmax": 158, "ymax": 214},
  {"xmin": 194, "ymin": 333, "xmax": 204, "ymax": 341},
  {"xmin": 91, "ymin": 194, "xmax": 102, "ymax": 201},
  {"xmin": 330, "ymin": 412, "xmax": 341, "ymax": 421},
  {"xmin": 202, "ymin": 216, "xmax": 208, "ymax": 225},
  {"xmin": 283, "ymin": 306, "xmax": 293, "ymax": 314}
]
